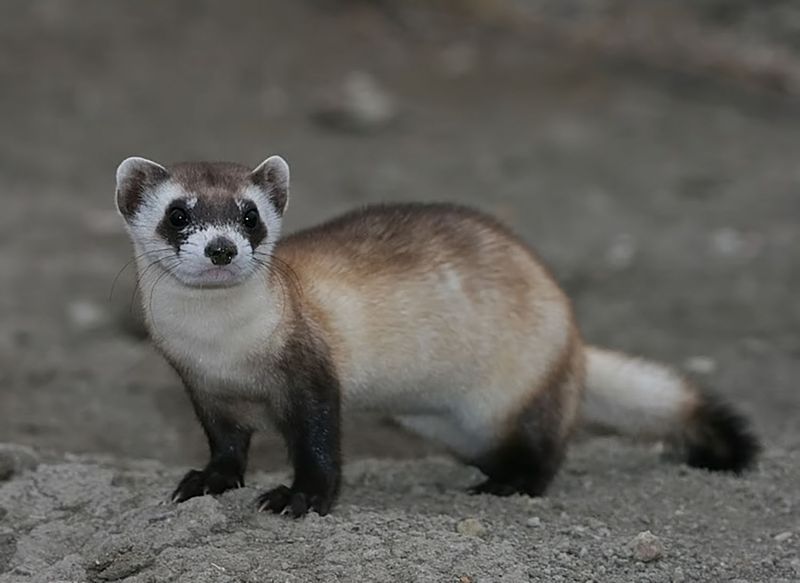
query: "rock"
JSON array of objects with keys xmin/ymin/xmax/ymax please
[
  {"xmin": 0, "ymin": 444, "xmax": 39, "ymax": 481},
  {"xmin": 773, "ymin": 531, "xmax": 792, "ymax": 543},
  {"xmin": 456, "ymin": 518, "xmax": 487, "ymax": 537},
  {"xmin": 629, "ymin": 530, "xmax": 664, "ymax": 562},
  {"xmin": 312, "ymin": 71, "xmax": 397, "ymax": 134}
]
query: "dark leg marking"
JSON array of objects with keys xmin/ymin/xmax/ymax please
[
  {"xmin": 173, "ymin": 407, "xmax": 252, "ymax": 503},
  {"xmin": 257, "ymin": 333, "xmax": 342, "ymax": 518},
  {"xmin": 468, "ymin": 389, "xmax": 566, "ymax": 497}
]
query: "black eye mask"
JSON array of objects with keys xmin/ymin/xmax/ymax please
[{"xmin": 156, "ymin": 197, "xmax": 267, "ymax": 252}]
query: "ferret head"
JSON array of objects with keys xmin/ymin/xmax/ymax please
[{"xmin": 115, "ymin": 156, "xmax": 289, "ymax": 288}]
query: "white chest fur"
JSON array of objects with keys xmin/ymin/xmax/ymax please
[{"xmin": 140, "ymin": 270, "xmax": 282, "ymax": 391}]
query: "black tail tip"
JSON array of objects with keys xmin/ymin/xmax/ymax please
[{"xmin": 683, "ymin": 393, "xmax": 760, "ymax": 474}]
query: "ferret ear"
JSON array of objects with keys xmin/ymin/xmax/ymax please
[
  {"xmin": 250, "ymin": 156, "xmax": 290, "ymax": 215},
  {"xmin": 115, "ymin": 157, "xmax": 169, "ymax": 220}
]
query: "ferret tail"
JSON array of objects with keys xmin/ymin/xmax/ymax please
[{"xmin": 581, "ymin": 346, "xmax": 759, "ymax": 472}]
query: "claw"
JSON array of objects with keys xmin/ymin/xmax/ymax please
[
  {"xmin": 172, "ymin": 467, "xmax": 243, "ymax": 503},
  {"xmin": 256, "ymin": 484, "xmax": 327, "ymax": 517}
]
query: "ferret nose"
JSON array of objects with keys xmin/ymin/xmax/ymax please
[{"xmin": 204, "ymin": 237, "xmax": 238, "ymax": 266}]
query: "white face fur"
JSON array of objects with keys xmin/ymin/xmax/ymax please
[{"xmin": 115, "ymin": 156, "xmax": 289, "ymax": 289}]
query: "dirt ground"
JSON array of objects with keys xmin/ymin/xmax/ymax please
[{"xmin": 0, "ymin": 1, "xmax": 798, "ymax": 581}]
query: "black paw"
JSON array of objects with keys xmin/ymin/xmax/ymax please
[
  {"xmin": 468, "ymin": 479, "xmax": 526, "ymax": 497},
  {"xmin": 172, "ymin": 468, "xmax": 243, "ymax": 503},
  {"xmin": 256, "ymin": 484, "xmax": 335, "ymax": 517}
]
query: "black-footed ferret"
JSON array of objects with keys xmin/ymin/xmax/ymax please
[{"xmin": 115, "ymin": 155, "xmax": 758, "ymax": 517}]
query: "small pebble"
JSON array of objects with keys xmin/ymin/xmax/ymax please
[
  {"xmin": 710, "ymin": 227, "xmax": 747, "ymax": 257},
  {"xmin": 312, "ymin": 71, "xmax": 397, "ymax": 134},
  {"xmin": 629, "ymin": 530, "xmax": 664, "ymax": 562},
  {"xmin": 67, "ymin": 300, "xmax": 106, "ymax": 331},
  {"xmin": 605, "ymin": 233, "xmax": 637, "ymax": 270},
  {"xmin": 684, "ymin": 356, "xmax": 717, "ymax": 375},
  {"xmin": 456, "ymin": 518, "xmax": 487, "ymax": 537}
]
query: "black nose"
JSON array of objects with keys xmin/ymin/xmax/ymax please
[{"xmin": 204, "ymin": 237, "xmax": 238, "ymax": 266}]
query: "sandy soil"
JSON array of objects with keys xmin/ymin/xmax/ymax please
[
  {"xmin": 1, "ymin": 443, "xmax": 798, "ymax": 582},
  {"xmin": 0, "ymin": 1, "xmax": 798, "ymax": 581}
]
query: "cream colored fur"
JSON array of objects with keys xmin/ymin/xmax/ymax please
[
  {"xmin": 582, "ymin": 346, "xmax": 697, "ymax": 439},
  {"xmin": 312, "ymin": 262, "xmax": 574, "ymax": 458}
]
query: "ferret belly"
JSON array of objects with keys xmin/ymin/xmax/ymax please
[
  {"xmin": 341, "ymin": 358, "xmax": 480, "ymax": 415},
  {"xmin": 329, "ymin": 297, "xmax": 491, "ymax": 412},
  {"xmin": 328, "ymin": 288, "xmax": 571, "ymax": 421}
]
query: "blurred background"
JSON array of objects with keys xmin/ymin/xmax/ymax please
[{"xmin": 1, "ymin": 0, "xmax": 798, "ymax": 470}]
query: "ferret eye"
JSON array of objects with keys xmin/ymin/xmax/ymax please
[
  {"xmin": 168, "ymin": 206, "xmax": 190, "ymax": 229},
  {"xmin": 243, "ymin": 208, "xmax": 260, "ymax": 230}
]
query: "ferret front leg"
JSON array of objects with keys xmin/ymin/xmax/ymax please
[
  {"xmin": 172, "ymin": 402, "xmax": 252, "ymax": 503},
  {"xmin": 257, "ymin": 360, "xmax": 342, "ymax": 517}
]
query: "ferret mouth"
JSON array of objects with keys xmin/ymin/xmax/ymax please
[{"xmin": 178, "ymin": 266, "xmax": 247, "ymax": 289}]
